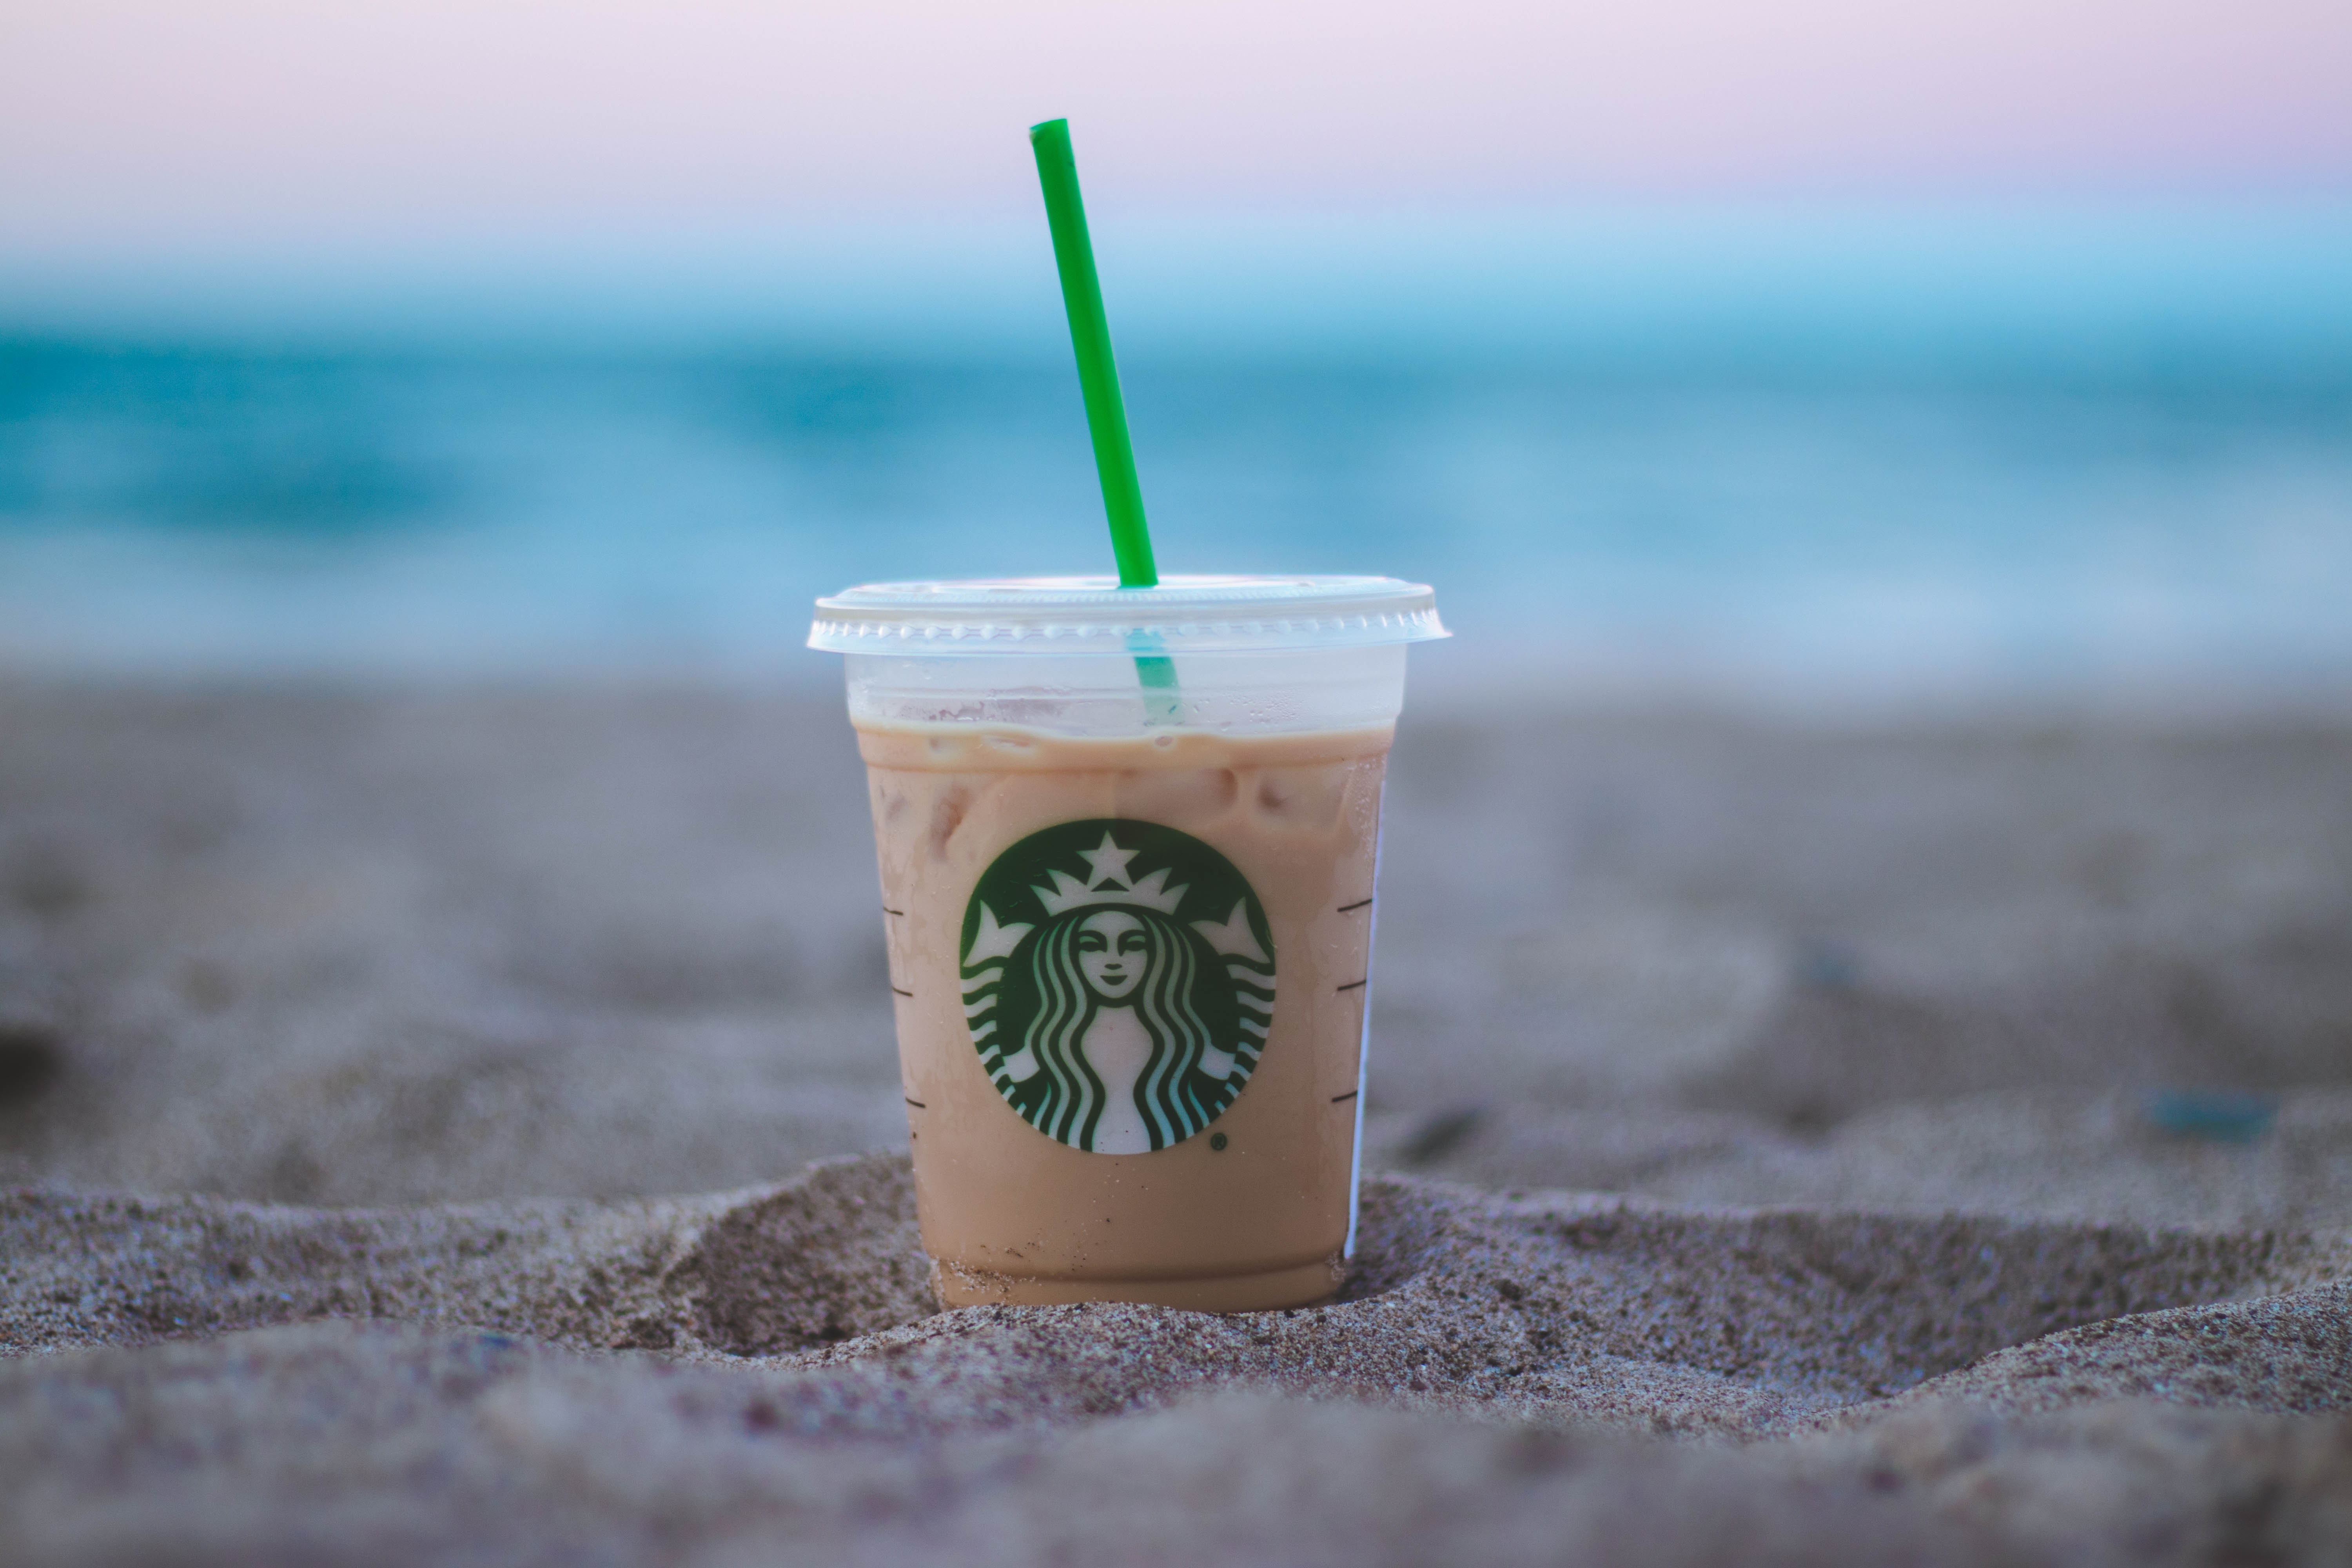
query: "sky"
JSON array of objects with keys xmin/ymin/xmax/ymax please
[
  {"xmin": 1, "ymin": 2, "xmax": 2347, "ymax": 357},
  {"xmin": 3, "ymin": 0, "xmax": 2349, "ymax": 256}
]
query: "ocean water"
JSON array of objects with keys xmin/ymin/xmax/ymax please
[{"xmin": 4, "ymin": 211, "xmax": 2350, "ymax": 708}]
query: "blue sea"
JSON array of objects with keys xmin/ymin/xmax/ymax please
[{"xmin": 4, "ymin": 207, "xmax": 2348, "ymax": 710}]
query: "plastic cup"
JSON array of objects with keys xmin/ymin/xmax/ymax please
[{"xmin": 809, "ymin": 575, "xmax": 1445, "ymax": 1311}]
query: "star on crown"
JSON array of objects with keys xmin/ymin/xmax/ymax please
[{"xmin": 1033, "ymin": 830, "xmax": 1188, "ymax": 916}]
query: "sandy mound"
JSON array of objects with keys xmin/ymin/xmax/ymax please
[
  {"xmin": 6, "ymin": 1154, "xmax": 2351, "ymax": 1564},
  {"xmin": 7, "ymin": 684, "xmax": 2352, "ymax": 1561},
  {"xmin": 13, "ymin": 1322, "xmax": 2352, "ymax": 1568}
]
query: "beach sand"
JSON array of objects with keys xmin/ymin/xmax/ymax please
[{"xmin": 4, "ymin": 681, "xmax": 2351, "ymax": 1563}]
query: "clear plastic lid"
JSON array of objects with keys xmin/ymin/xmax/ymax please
[{"xmin": 809, "ymin": 574, "xmax": 1445, "ymax": 656}]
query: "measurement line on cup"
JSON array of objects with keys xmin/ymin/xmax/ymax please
[
  {"xmin": 904, "ymin": 1097, "xmax": 926, "ymax": 1109},
  {"xmin": 890, "ymin": 986, "xmax": 913, "ymax": 998},
  {"xmin": 1335, "ymin": 898, "xmax": 1373, "ymax": 913},
  {"xmin": 1336, "ymin": 978, "xmax": 1368, "ymax": 993},
  {"xmin": 1330, "ymin": 1090, "xmax": 1358, "ymax": 1104}
]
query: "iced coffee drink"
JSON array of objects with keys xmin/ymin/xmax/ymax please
[{"xmin": 811, "ymin": 576, "xmax": 1443, "ymax": 1312}]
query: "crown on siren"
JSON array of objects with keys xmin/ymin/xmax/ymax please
[
  {"xmin": 1033, "ymin": 864, "xmax": 1188, "ymax": 917},
  {"xmin": 1031, "ymin": 831, "xmax": 1190, "ymax": 916}
]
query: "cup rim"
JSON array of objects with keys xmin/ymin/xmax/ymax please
[{"xmin": 809, "ymin": 574, "xmax": 1446, "ymax": 655}]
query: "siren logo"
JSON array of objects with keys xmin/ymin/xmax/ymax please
[{"xmin": 960, "ymin": 819, "xmax": 1276, "ymax": 1154}]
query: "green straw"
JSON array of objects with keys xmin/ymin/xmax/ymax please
[
  {"xmin": 1030, "ymin": 118, "xmax": 1155, "ymax": 587},
  {"xmin": 1029, "ymin": 118, "xmax": 1180, "ymax": 720}
]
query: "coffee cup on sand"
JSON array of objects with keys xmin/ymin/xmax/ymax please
[{"xmin": 810, "ymin": 575, "xmax": 1444, "ymax": 1311}]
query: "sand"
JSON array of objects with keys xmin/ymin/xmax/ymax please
[{"xmin": 4, "ymin": 680, "xmax": 2352, "ymax": 1564}]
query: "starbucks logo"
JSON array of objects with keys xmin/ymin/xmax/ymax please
[{"xmin": 960, "ymin": 819, "xmax": 1276, "ymax": 1154}]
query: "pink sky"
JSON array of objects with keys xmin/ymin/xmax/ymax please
[{"xmin": 3, "ymin": 0, "xmax": 2348, "ymax": 245}]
